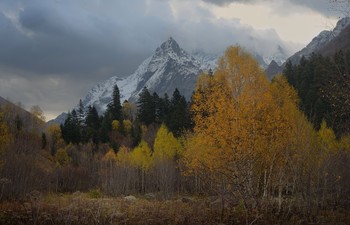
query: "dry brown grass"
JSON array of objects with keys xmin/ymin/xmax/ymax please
[{"xmin": 0, "ymin": 192, "xmax": 349, "ymax": 225}]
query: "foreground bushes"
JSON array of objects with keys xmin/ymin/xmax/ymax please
[{"xmin": 0, "ymin": 193, "xmax": 349, "ymax": 225}]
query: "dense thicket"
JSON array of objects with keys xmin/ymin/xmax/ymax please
[{"xmin": 284, "ymin": 50, "xmax": 350, "ymax": 137}]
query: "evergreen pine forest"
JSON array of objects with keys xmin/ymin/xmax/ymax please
[{"xmin": 0, "ymin": 46, "xmax": 349, "ymax": 224}]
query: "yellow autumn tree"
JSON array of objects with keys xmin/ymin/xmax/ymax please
[
  {"xmin": 318, "ymin": 120, "xmax": 338, "ymax": 153},
  {"xmin": 123, "ymin": 120, "xmax": 132, "ymax": 134},
  {"xmin": 339, "ymin": 135, "xmax": 350, "ymax": 152},
  {"xmin": 261, "ymin": 75, "xmax": 321, "ymax": 211},
  {"xmin": 47, "ymin": 124, "xmax": 63, "ymax": 155},
  {"xmin": 257, "ymin": 75, "xmax": 302, "ymax": 201},
  {"xmin": 185, "ymin": 47, "xmax": 305, "ymax": 203},
  {"xmin": 122, "ymin": 101, "xmax": 136, "ymax": 121},
  {"xmin": 130, "ymin": 140, "xmax": 152, "ymax": 192},
  {"xmin": 153, "ymin": 124, "xmax": 181, "ymax": 161},
  {"xmin": 55, "ymin": 148, "xmax": 72, "ymax": 166},
  {"xmin": 117, "ymin": 145, "xmax": 131, "ymax": 167},
  {"xmin": 131, "ymin": 140, "xmax": 152, "ymax": 170},
  {"xmin": 101, "ymin": 149, "xmax": 118, "ymax": 193},
  {"xmin": 187, "ymin": 46, "xmax": 271, "ymax": 188},
  {"xmin": 153, "ymin": 124, "xmax": 182, "ymax": 194},
  {"xmin": 103, "ymin": 149, "xmax": 117, "ymax": 162},
  {"xmin": 112, "ymin": 120, "xmax": 120, "ymax": 132}
]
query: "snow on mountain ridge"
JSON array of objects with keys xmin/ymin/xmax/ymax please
[
  {"xmin": 76, "ymin": 37, "xmax": 291, "ymax": 116},
  {"xmin": 288, "ymin": 17, "xmax": 350, "ymax": 65},
  {"xmin": 75, "ymin": 37, "xmax": 205, "ymax": 115},
  {"xmin": 52, "ymin": 36, "xmax": 291, "ymax": 124}
]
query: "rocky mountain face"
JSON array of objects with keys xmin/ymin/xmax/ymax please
[
  {"xmin": 288, "ymin": 17, "xmax": 350, "ymax": 66},
  {"xmin": 79, "ymin": 37, "xmax": 211, "ymax": 116},
  {"xmin": 265, "ymin": 60, "xmax": 282, "ymax": 80},
  {"xmin": 266, "ymin": 17, "xmax": 350, "ymax": 78},
  {"xmin": 49, "ymin": 37, "xmax": 291, "ymax": 124}
]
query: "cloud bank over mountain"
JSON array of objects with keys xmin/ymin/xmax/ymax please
[{"xmin": 0, "ymin": 0, "xmax": 337, "ymax": 119}]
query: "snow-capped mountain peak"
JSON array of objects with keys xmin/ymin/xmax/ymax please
[
  {"xmin": 68, "ymin": 38, "xmax": 205, "ymax": 116},
  {"xmin": 49, "ymin": 36, "xmax": 294, "ymax": 124},
  {"xmin": 156, "ymin": 37, "xmax": 182, "ymax": 56}
]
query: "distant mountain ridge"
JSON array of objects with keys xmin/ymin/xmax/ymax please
[
  {"xmin": 288, "ymin": 17, "xmax": 350, "ymax": 65},
  {"xmin": 79, "ymin": 37, "xmax": 209, "ymax": 116},
  {"xmin": 265, "ymin": 17, "xmax": 350, "ymax": 78},
  {"xmin": 49, "ymin": 37, "xmax": 291, "ymax": 124},
  {"xmin": 0, "ymin": 96, "xmax": 46, "ymax": 131}
]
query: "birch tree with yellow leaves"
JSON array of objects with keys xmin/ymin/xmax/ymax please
[
  {"xmin": 184, "ymin": 47, "xmax": 313, "ymax": 210},
  {"xmin": 186, "ymin": 46, "xmax": 274, "ymax": 203},
  {"xmin": 153, "ymin": 124, "xmax": 182, "ymax": 195},
  {"xmin": 130, "ymin": 140, "xmax": 152, "ymax": 193}
]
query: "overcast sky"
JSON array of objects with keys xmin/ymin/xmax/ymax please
[{"xmin": 0, "ymin": 0, "xmax": 344, "ymax": 120}]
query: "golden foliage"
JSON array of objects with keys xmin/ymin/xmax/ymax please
[
  {"xmin": 47, "ymin": 124, "xmax": 61, "ymax": 139},
  {"xmin": 117, "ymin": 145, "xmax": 131, "ymax": 167},
  {"xmin": 55, "ymin": 148, "xmax": 72, "ymax": 166},
  {"xmin": 185, "ymin": 47, "xmax": 313, "ymax": 192},
  {"xmin": 318, "ymin": 120, "xmax": 338, "ymax": 153},
  {"xmin": 153, "ymin": 124, "xmax": 182, "ymax": 161},
  {"xmin": 112, "ymin": 120, "xmax": 120, "ymax": 131},
  {"xmin": 123, "ymin": 120, "xmax": 132, "ymax": 134},
  {"xmin": 122, "ymin": 101, "xmax": 136, "ymax": 121},
  {"xmin": 130, "ymin": 140, "xmax": 152, "ymax": 171},
  {"xmin": 103, "ymin": 149, "xmax": 117, "ymax": 163},
  {"xmin": 187, "ymin": 46, "xmax": 272, "ymax": 181}
]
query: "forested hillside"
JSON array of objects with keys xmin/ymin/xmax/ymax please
[{"xmin": 284, "ymin": 50, "xmax": 350, "ymax": 137}]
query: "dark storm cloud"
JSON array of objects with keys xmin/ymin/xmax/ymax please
[
  {"xmin": 0, "ymin": 0, "xmax": 306, "ymax": 119},
  {"xmin": 0, "ymin": 0, "xmax": 174, "ymax": 117},
  {"xmin": 0, "ymin": 0, "xmax": 157, "ymax": 77},
  {"xmin": 202, "ymin": 0, "xmax": 333, "ymax": 16}
]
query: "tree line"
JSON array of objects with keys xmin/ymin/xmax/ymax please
[
  {"xmin": 284, "ymin": 50, "xmax": 350, "ymax": 137},
  {"xmin": 60, "ymin": 86, "xmax": 192, "ymax": 149}
]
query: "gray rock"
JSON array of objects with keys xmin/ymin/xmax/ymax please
[
  {"xmin": 124, "ymin": 195, "xmax": 137, "ymax": 202},
  {"xmin": 144, "ymin": 193, "xmax": 156, "ymax": 200}
]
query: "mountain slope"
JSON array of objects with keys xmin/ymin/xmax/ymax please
[
  {"xmin": 265, "ymin": 60, "xmax": 283, "ymax": 80},
  {"xmin": 79, "ymin": 37, "xmax": 207, "ymax": 116},
  {"xmin": 0, "ymin": 96, "xmax": 46, "ymax": 131},
  {"xmin": 288, "ymin": 17, "xmax": 350, "ymax": 66},
  {"xmin": 49, "ymin": 37, "xmax": 292, "ymax": 124},
  {"xmin": 265, "ymin": 17, "xmax": 350, "ymax": 78},
  {"xmin": 318, "ymin": 21, "xmax": 350, "ymax": 56}
]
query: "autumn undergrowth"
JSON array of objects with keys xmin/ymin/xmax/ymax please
[{"xmin": 0, "ymin": 192, "xmax": 349, "ymax": 225}]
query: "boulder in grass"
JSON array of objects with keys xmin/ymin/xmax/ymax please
[
  {"xmin": 124, "ymin": 195, "xmax": 137, "ymax": 202},
  {"xmin": 145, "ymin": 193, "xmax": 156, "ymax": 200}
]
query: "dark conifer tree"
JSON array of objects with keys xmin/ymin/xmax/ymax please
[
  {"xmin": 158, "ymin": 93, "xmax": 170, "ymax": 124},
  {"xmin": 100, "ymin": 84, "xmax": 124, "ymax": 142},
  {"xmin": 41, "ymin": 132, "xmax": 47, "ymax": 150},
  {"xmin": 107, "ymin": 84, "xmax": 123, "ymax": 122},
  {"xmin": 153, "ymin": 92, "xmax": 162, "ymax": 123},
  {"xmin": 137, "ymin": 87, "xmax": 156, "ymax": 125},
  {"xmin": 167, "ymin": 88, "xmax": 188, "ymax": 137},
  {"xmin": 284, "ymin": 50, "xmax": 350, "ymax": 136},
  {"xmin": 85, "ymin": 105, "xmax": 100, "ymax": 144},
  {"xmin": 100, "ymin": 114, "xmax": 112, "ymax": 143},
  {"xmin": 61, "ymin": 110, "xmax": 81, "ymax": 144}
]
